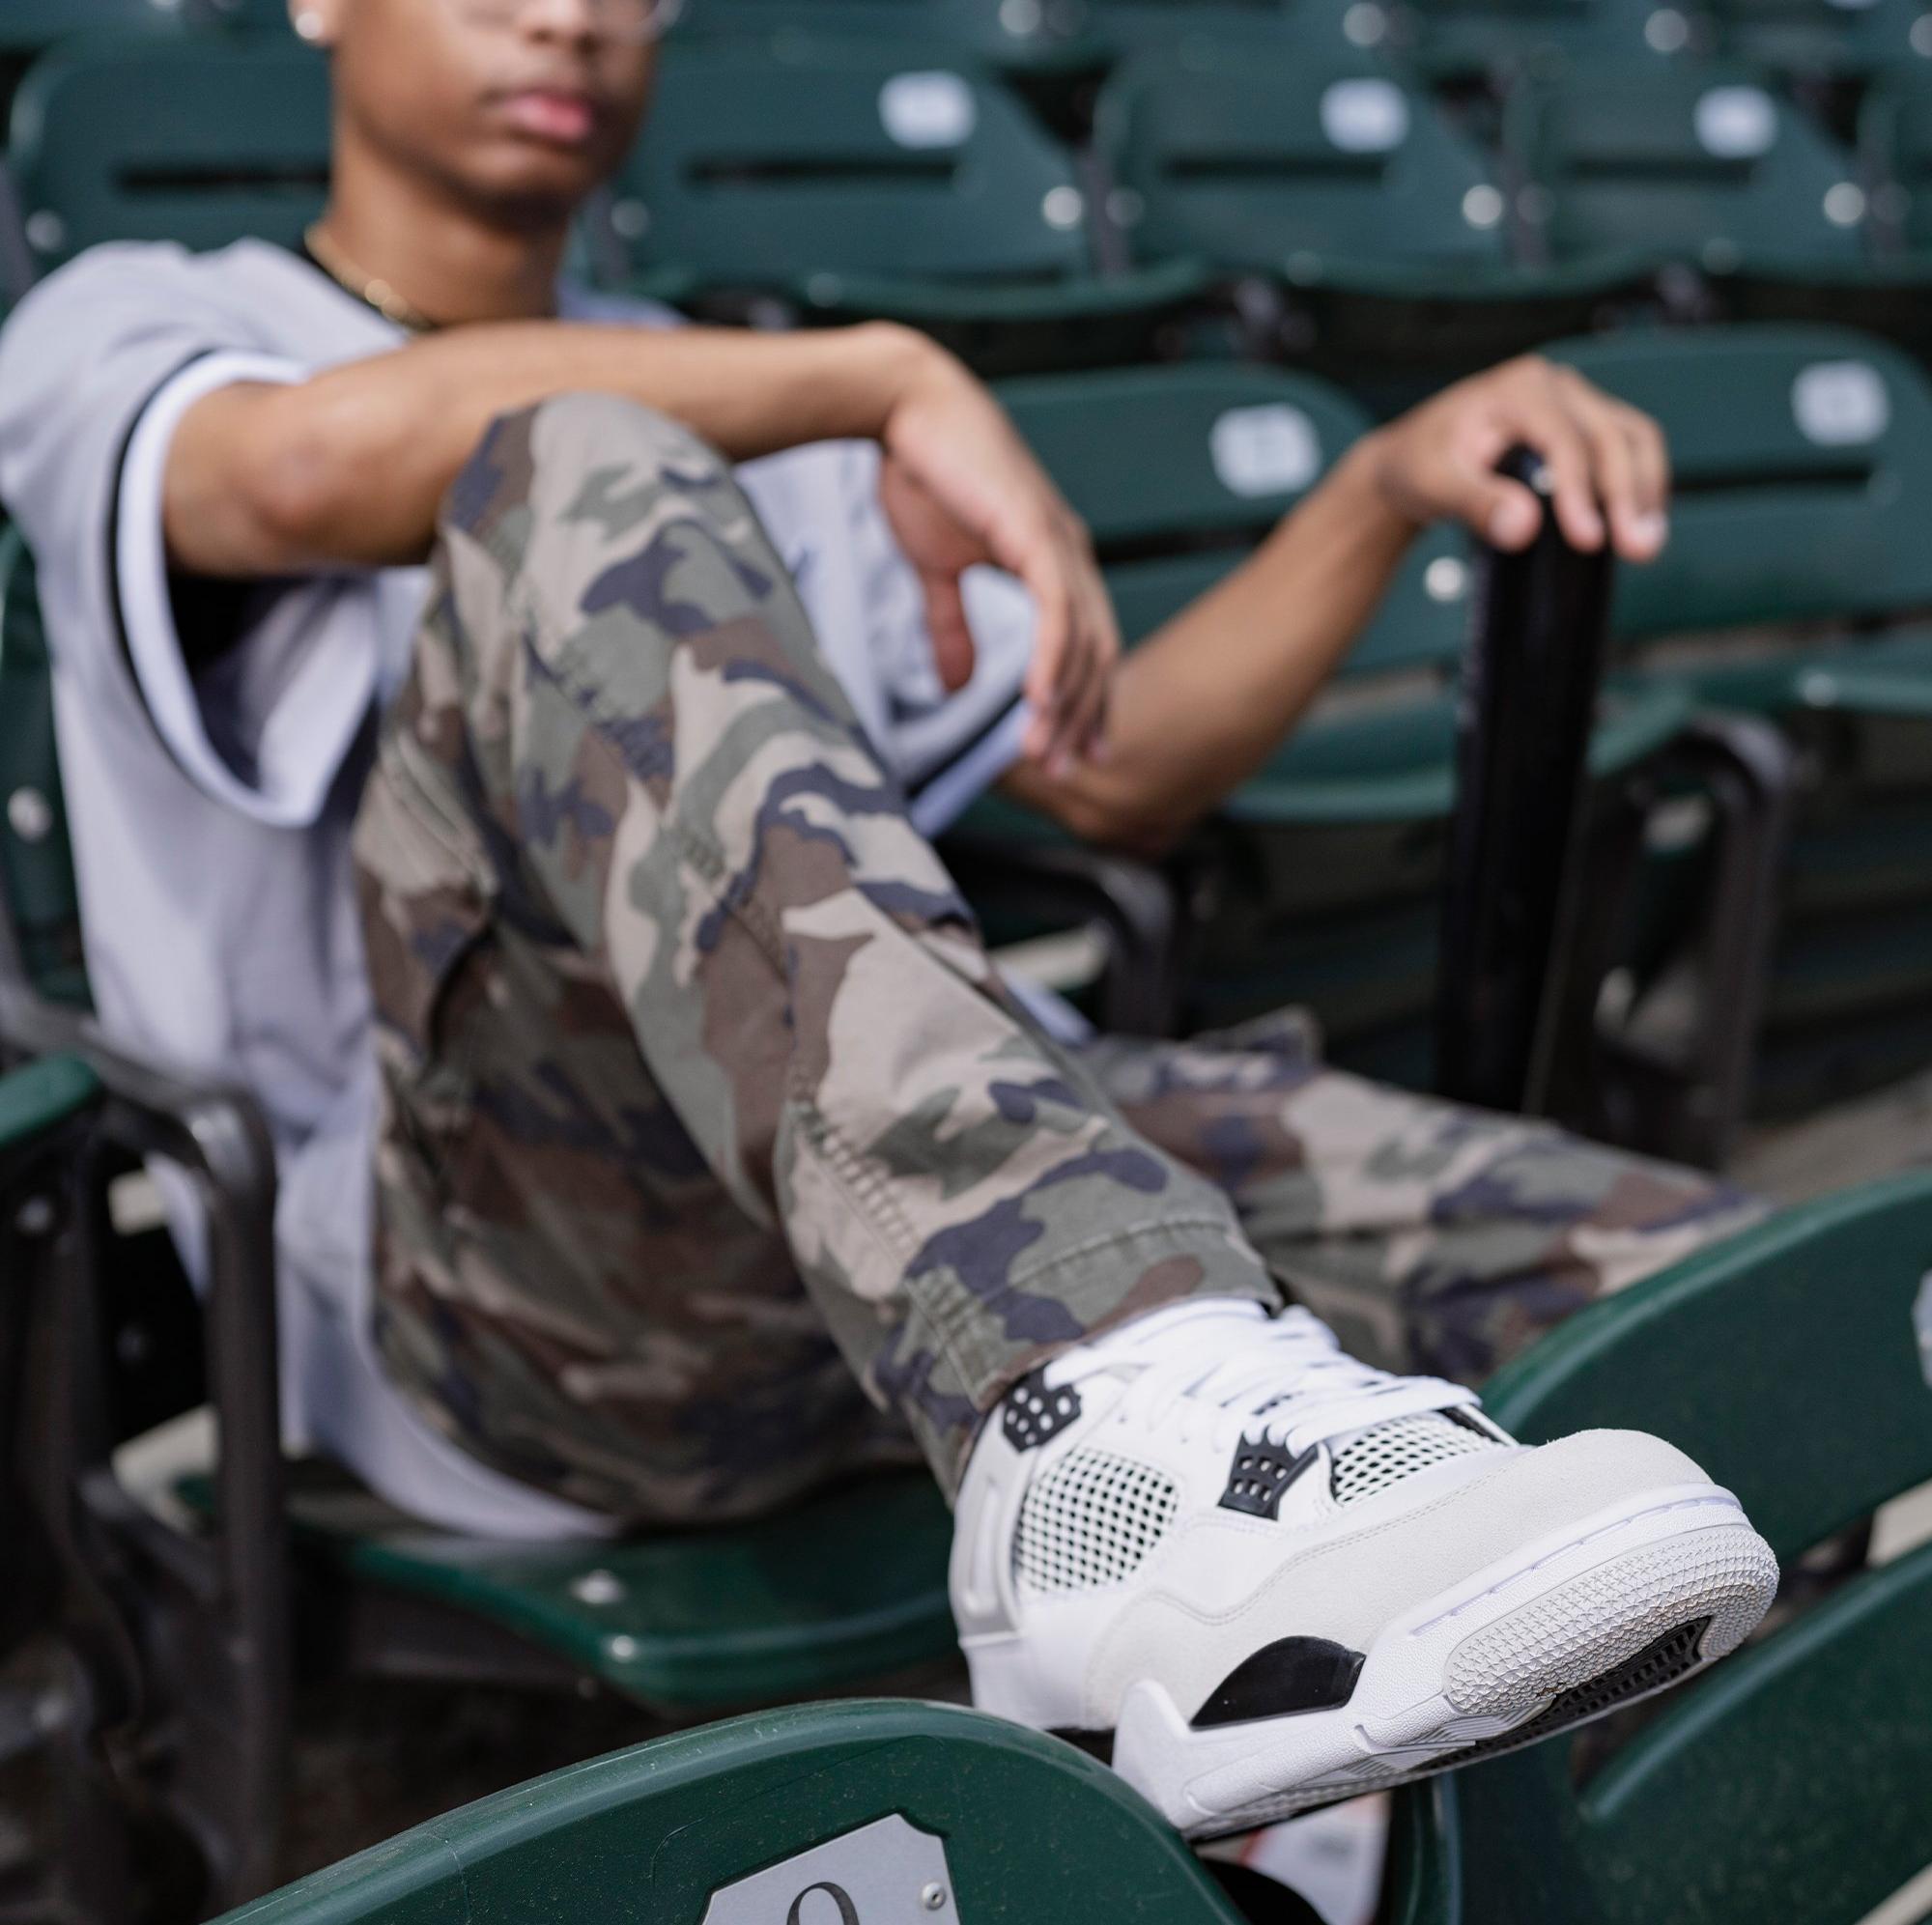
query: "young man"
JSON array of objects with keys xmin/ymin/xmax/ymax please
[{"xmin": 0, "ymin": 0, "xmax": 1774, "ymax": 1834}]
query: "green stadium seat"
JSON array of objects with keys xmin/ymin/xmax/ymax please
[
  {"xmin": 1504, "ymin": 63, "xmax": 1868, "ymax": 289},
  {"xmin": 0, "ymin": 512, "xmax": 962, "ymax": 1913},
  {"xmin": 247, "ymin": 1458, "xmax": 956, "ymax": 1712},
  {"xmin": 1408, "ymin": 0, "xmax": 1700, "ymax": 80},
  {"xmin": 0, "ymin": 527, "xmax": 85, "ymax": 1005},
  {"xmin": 1708, "ymin": 0, "xmax": 1932, "ymax": 74},
  {"xmin": 9, "ymin": 33, "xmax": 329, "ymax": 270},
  {"xmin": 1549, "ymin": 322, "xmax": 1932, "ymax": 1114},
  {"xmin": 669, "ymin": 0, "xmax": 1102, "ymax": 73},
  {"xmin": 602, "ymin": 39, "xmax": 1205, "ymax": 375},
  {"xmin": 1864, "ymin": 60, "xmax": 1932, "ymax": 253},
  {"xmin": 1383, "ymin": 1172, "xmax": 1932, "ymax": 1925},
  {"xmin": 1093, "ymin": 49, "xmax": 1644, "ymax": 394},
  {"xmin": 1550, "ymin": 324, "xmax": 1932, "ymax": 639},
  {"xmin": 0, "ymin": 0, "xmax": 187, "ymax": 55},
  {"xmin": 213, "ymin": 1701, "xmax": 1261, "ymax": 1925},
  {"xmin": 1699, "ymin": 61, "xmax": 1932, "ymax": 344},
  {"xmin": 978, "ymin": 363, "xmax": 1732, "ymax": 1118},
  {"xmin": 1082, "ymin": 0, "xmax": 1401, "ymax": 61}
]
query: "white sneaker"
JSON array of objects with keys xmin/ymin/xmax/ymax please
[{"xmin": 951, "ymin": 1299, "xmax": 1776, "ymax": 1838}]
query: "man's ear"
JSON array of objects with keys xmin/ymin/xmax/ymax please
[{"xmin": 290, "ymin": 0, "xmax": 345, "ymax": 47}]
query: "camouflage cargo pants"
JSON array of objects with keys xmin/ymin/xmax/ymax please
[{"xmin": 354, "ymin": 393, "xmax": 1762, "ymax": 1526}]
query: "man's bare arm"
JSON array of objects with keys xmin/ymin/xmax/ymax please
[
  {"xmin": 163, "ymin": 319, "xmax": 1121, "ymax": 770},
  {"xmin": 999, "ymin": 439, "xmax": 1406, "ymax": 853},
  {"xmin": 1002, "ymin": 355, "xmax": 1672, "ymax": 852},
  {"xmin": 165, "ymin": 320, "xmax": 945, "ymax": 574}
]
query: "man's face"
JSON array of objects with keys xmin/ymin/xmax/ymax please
[{"xmin": 314, "ymin": 0, "xmax": 656, "ymax": 226}]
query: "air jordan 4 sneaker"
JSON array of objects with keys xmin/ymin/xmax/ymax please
[{"xmin": 951, "ymin": 1299, "xmax": 1776, "ymax": 1837}]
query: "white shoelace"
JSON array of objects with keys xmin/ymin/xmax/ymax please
[{"xmin": 1041, "ymin": 1300, "xmax": 1481, "ymax": 1461}]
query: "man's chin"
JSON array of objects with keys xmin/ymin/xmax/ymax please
[{"xmin": 463, "ymin": 168, "xmax": 603, "ymax": 236}]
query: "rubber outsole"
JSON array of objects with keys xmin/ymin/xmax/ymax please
[{"xmin": 1106, "ymin": 1505, "xmax": 1778, "ymax": 1838}]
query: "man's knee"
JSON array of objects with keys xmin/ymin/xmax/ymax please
[{"xmin": 439, "ymin": 388, "xmax": 736, "ymax": 572}]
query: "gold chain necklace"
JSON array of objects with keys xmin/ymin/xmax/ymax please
[{"xmin": 304, "ymin": 223, "xmax": 440, "ymax": 334}]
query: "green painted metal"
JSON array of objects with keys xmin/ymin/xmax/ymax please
[
  {"xmin": 1506, "ymin": 63, "xmax": 1867, "ymax": 277},
  {"xmin": 1407, "ymin": 0, "xmax": 1672, "ymax": 81},
  {"xmin": 996, "ymin": 361, "xmax": 1469, "ymax": 677},
  {"xmin": 1097, "ymin": 50, "xmax": 1511, "ymax": 286},
  {"xmin": 1549, "ymin": 324, "xmax": 1932, "ymax": 638},
  {"xmin": 1082, "ymin": 0, "xmax": 1378, "ymax": 62},
  {"xmin": 0, "ymin": 525, "xmax": 87, "ymax": 1007},
  {"xmin": 1232, "ymin": 680, "xmax": 1692, "ymax": 826},
  {"xmin": 214, "ymin": 1699, "xmax": 1243, "ymax": 1925},
  {"xmin": 10, "ymin": 33, "xmax": 330, "ymax": 269},
  {"xmin": 1712, "ymin": 0, "xmax": 1929, "ymax": 77},
  {"xmin": 1092, "ymin": 46, "xmax": 1645, "ymax": 382},
  {"xmin": 1862, "ymin": 61, "xmax": 1932, "ymax": 259},
  {"xmin": 282, "ymin": 1467, "xmax": 957, "ymax": 1712},
  {"xmin": 1386, "ymin": 1174, "xmax": 1932, "ymax": 1925},
  {"xmin": 670, "ymin": 0, "xmax": 1103, "ymax": 73},
  {"xmin": 605, "ymin": 39, "xmax": 1199, "ymax": 369},
  {"xmin": 0, "ymin": 0, "xmax": 185, "ymax": 54},
  {"xmin": 0, "ymin": 1052, "xmax": 98, "ymax": 1146}
]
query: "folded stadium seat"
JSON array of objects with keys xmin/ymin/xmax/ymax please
[
  {"xmin": 1503, "ymin": 61, "xmax": 1871, "ymax": 315},
  {"xmin": 1092, "ymin": 47, "xmax": 1651, "ymax": 408},
  {"xmin": 961, "ymin": 362, "xmax": 1737, "ymax": 1120},
  {"xmin": 1547, "ymin": 322, "xmax": 1932, "ymax": 1115},
  {"xmin": 1705, "ymin": 0, "xmax": 1932, "ymax": 75},
  {"xmin": 0, "ymin": 517, "xmax": 963, "ymax": 1920},
  {"xmin": 599, "ymin": 39, "xmax": 1209, "ymax": 376},
  {"xmin": 668, "ymin": 0, "xmax": 1105, "ymax": 75},
  {"xmin": 1081, "ymin": 0, "xmax": 1405, "ymax": 64},
  {"xmin": 196, "ymin": 1702, "xmax": 1277, "ymax": 1925},
  {"xmin": 1407, "ymin": 0, "xmax": 1709, "ymax": 81},
  {"xmin": 1719, "ymin": 61, "xmax": 1932, "ymax": 357},
  {"xmin": 1382, "ymin": 1171, "xmax": 1932, "ymax": 1925},
  {"xmin": 7, "ymin": 33, "xmax": 330, "ymax": 270}
]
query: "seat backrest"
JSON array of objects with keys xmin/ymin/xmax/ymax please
[
  {"xmin": 217, "ymin": 1700, "xmax": 1246, "ymax": 1925},
  {"xmin": 1861, "ymin": 63, "xmax": 1932, "ymax": 253},
  {"xmin": 9, "ymin": 34, "xmax": 329, "ymax": 269},
  {"xmin": 0, "ymin": 0, "xmax": 185, "ymax": 55},
  {"xmin": 1095, "ymin": 51, "xmax": 1510, "ymax": 276},
  {"xmin": 1386, "ymin": 1173, "xmax": 1932, "ymax": 1925},
  {"xmin": 1548, "ymin": 323, "xmax": 1932, "ymax": 637},
  {"xmin": 1406, "ymin": 0, "xmax": 1673, "ymax": 74},
  {"xmin": 669, "ymin": 0, "xmax": 1089, "ymax": 70},
  {"xmin": 1709, "ymin": 0, "xmax": 1926, "ymax": 74},
  {"xmin": 609, "ymin": 40, "xmax": 1093, "ymax": 286},
  {"xmin": 0, "ymin": 524, "xmax": 86, "ymax": 1006},
  {"xmin": 997, "ymin": 361, "xmax": 1470, "ymax": 678},
  {"xmin": 1083, "ymin": 0, "xmax": 1379, "ymax": 60},
  {"xmin": 1506, "ymin": 62, "xmax": 1868, "ymax": 269}
]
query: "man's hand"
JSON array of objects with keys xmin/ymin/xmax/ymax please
[
  {"xmin": 876, "ymin": 345, "xmax": 1117, "ymax": 774},
  {"xmin": 1366, "ymin": 356, "xmax": 1670, "ymax": 562}
]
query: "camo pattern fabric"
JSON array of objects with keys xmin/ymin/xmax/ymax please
[
  {"xmin": 1071, "ymin": 1008, "xmax": 1767, "ymax": 1382},
  {"xmin": 353, "ymin": 393, "xmax": 1276, "ymax": 1523},
  {"xmin": 355, "ymin": 392, "xmax": 1763, "ymax": 1527}
]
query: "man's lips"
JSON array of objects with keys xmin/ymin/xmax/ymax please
[{"xmin": 497, "ymin": 88, "xmax": 599, "ymax": 145}]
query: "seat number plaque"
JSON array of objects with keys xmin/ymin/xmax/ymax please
[{"xmin": 701, "ymin": 1815, "xmax": 959, "ymax": 1924}]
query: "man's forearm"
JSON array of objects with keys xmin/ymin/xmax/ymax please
[
  {"xmin": 167, "ymin": 319, "xmax": 938, "ymax": 575},
  {"xmin": 1001, "ymin": 434, "xmax": 1419, "ymax": 854}
]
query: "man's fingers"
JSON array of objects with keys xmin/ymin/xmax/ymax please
[
  {"xmin": 1019, "ymin": 546, "xmax": 1072, "ymax": 762},
  {"xmin": 920, "ymin": 569, "xmax": 979, "ymax": 694},
  {"xmin": 1509, "ymin": 392, "xmax": 1604, "ymax": 551},
  {"xmin": 1622, "ymin": 407, "xmax": 1671, "ymax": 552},
  {"xmin": 1565, "ymin": 382, "xmax": 1650, "ymax": 559},
  {"xmin": 1466, "ymin": 470, "xmax": 1544, "ymax": 551}
]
